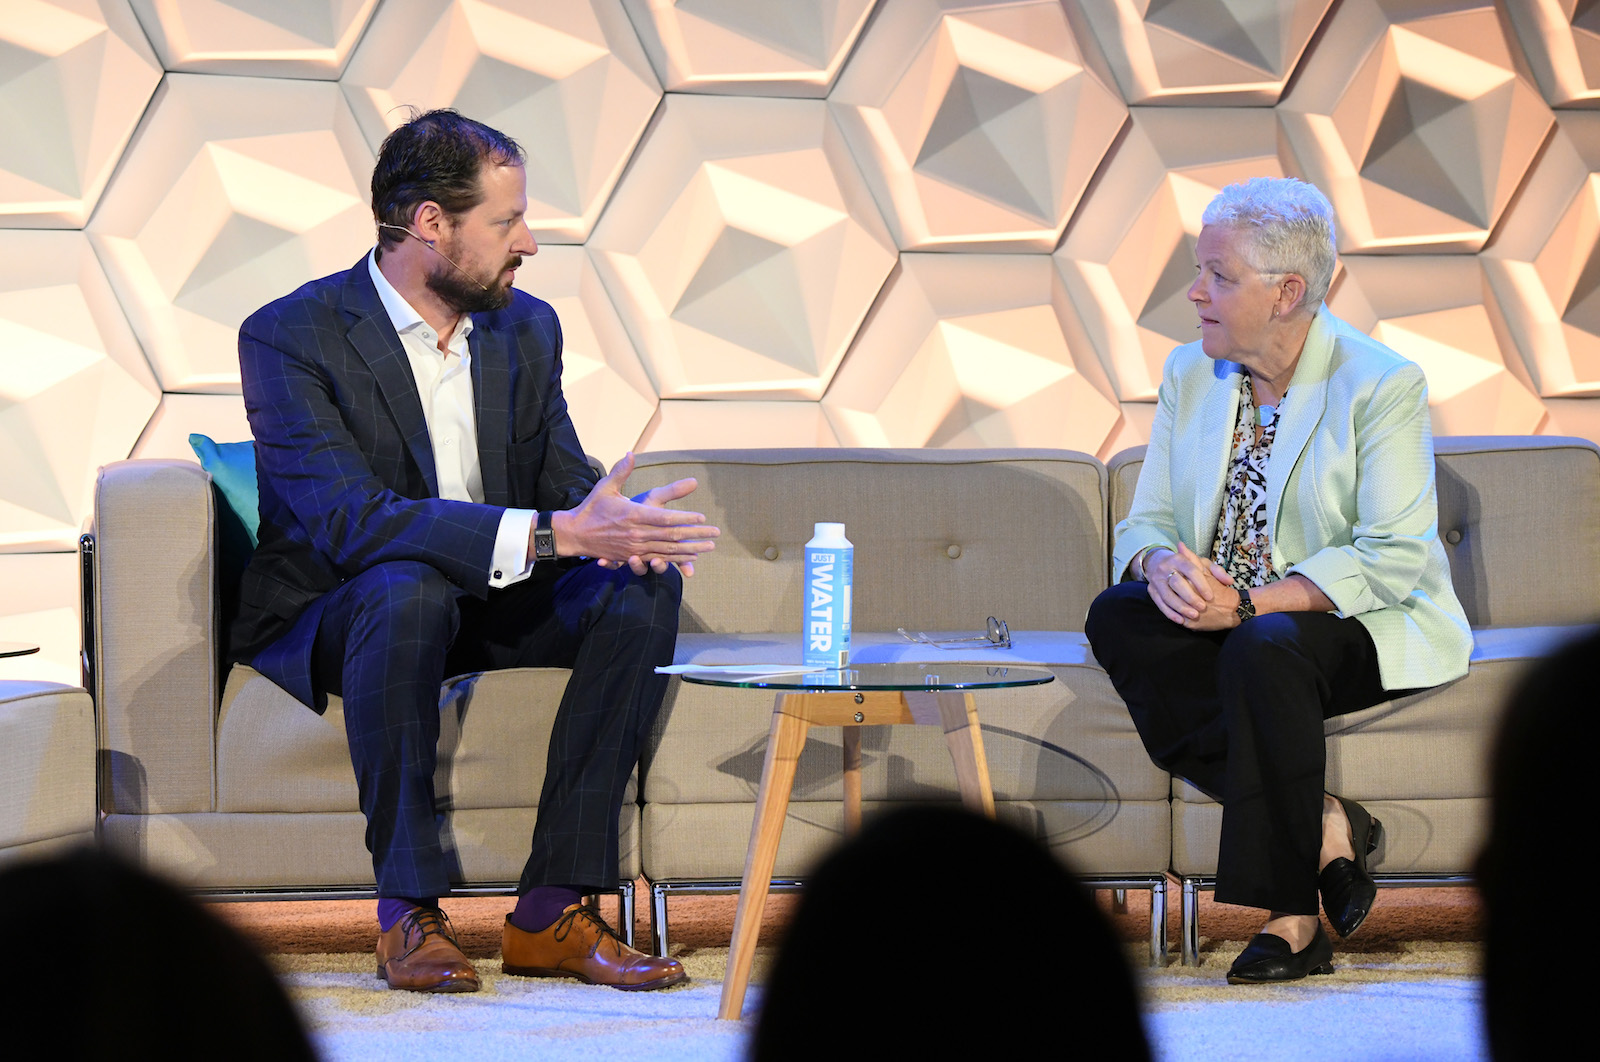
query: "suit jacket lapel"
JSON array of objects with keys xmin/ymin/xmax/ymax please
[
  {"xmin": 471, "ymin": 319, "xmax": 510, "ymax": 507},
  {"xmin": 1266, "ymin": 305, "xmax": 1334, "ymax": 550},
  {"xmin": 1189, "ymin": 357, "xmax": 1244, "ymax": 550},
  {"xmin": 342, "ymin": 261, "xmax": 440, "ymax": 497}
]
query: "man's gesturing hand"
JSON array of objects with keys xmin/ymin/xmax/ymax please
[{"xmin": 546, "ymin": 452, "xmax": 719, "ymax": 576}]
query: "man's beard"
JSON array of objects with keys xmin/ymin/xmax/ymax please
[{"xmin": 424, "ymin": 250, "xmax": 518, "ymax": 314}]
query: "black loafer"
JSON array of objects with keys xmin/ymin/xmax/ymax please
[
  {"xmin": 1226, "ymin": 924, "xmax": 1335, "ymax": 984},
  {"xmin": 1320, "ymin": 794, "xmax": 1384, "ymax": 938}
]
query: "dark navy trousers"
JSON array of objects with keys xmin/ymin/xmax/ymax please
[
  {"xmin": 1085, "ymin": 581, "xmax": 1397, "ymax": 915},
  {"xmin": 306, "ymin": 558, "xmax": 681, "ymax": 899}
]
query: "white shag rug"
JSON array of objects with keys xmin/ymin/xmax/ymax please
[{"xmin": 278, "ymin": 942, "xmax": 1486, "ymax": 1061}]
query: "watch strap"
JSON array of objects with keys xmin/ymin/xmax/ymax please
[
  {"xmin": 1235, "ymin": 586, "xmax": 1256, "ymax": 623},
  {"xmin": 533, "ymin": 509, "xmax": 557, "ymax": 562}
]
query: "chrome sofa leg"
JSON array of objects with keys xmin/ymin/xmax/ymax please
[
  {"xmin": 651, "ymin": 881, "xmax": 670, "ymax": 957},
  {"xmin": 1181, "ymin": 877, "xmax": 1202, "ymax": 966},
  {"xmin": 619, "ymin": 881, "xmax": 636, "ymax": 949},
  {"xmin": 1113, "ymin": 887, "xmax": 1127, "ymax": 913},
  {"xmin": 1149, "ymin": 878, "xmax": 1168, "ymax": 967}
]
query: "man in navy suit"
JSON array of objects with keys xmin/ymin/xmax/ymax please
[{"xmin": 232, "ymin": 110, "xmax": 718, "ymax": 993}]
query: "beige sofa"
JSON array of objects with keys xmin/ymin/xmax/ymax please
[
  {"xmin": 82, "ymin": 437, "xmax": 1597, "ymax": 965},
  {"xmin": 626, "ymin": 449, "xmax": 1172, "ymax": 963},
  {"xmin": 1107, "ymin": 436, "xmax": 1600, "ymax": 961},
  {"xmin": 86, "ymin": 459, "xmax": 640, "ymax": 933},
  {"xmin": 0, "ymin": 680, "xmax": 95, "ymax": 868}
]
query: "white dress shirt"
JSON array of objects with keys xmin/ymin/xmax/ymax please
[{"xmin": 368, "ymin": 250, "xmax": 537, "ymax": 587}]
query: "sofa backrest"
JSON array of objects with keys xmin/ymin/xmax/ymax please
[
  {"xmin": 629, "ymin": 448, "xmax": 1109, "ymax": 633},
  {"xmin": 1105, "ymin": 436, "xmax": 1600, "ymax": 628}
]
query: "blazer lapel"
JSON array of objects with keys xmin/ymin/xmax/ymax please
[
  {"xmin": 470, "ymin": 320, "xmax": 510, "ymax": 507},
  {"xmin": 1266, "ymin": 305, "xmax": 1335, "ymax": 550},
  {"xmin": 1188, "ymin": 357, "xmax": 1244, "ymax": 551},
  {"xmin": 342, "ymin": 262, "xmax": 440, "ymax": 497}
]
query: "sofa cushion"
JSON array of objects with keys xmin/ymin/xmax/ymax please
[
  {"xmin": 627, "ymin": 449, "xmax": 1108, "ymax": 634},
  {"xmin": 215, "ymin": 665, "xmax": 636, "ymax": 814}
]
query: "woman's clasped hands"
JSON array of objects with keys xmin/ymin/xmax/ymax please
[{"xmin": 1146, "ymin": 543, "xmax": 1242, "ymax": 631}]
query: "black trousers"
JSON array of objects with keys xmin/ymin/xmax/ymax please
[
  {"xmin": 309, "ymin": 558, "xmax": 681, "ymax": 899},
  {"xmin": 1085, "ymin": 581, "xmax": 1395, "ymax": 914}
]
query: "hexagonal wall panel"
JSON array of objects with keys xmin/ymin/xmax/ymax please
[
  {"xmin": 588, "ymin": 94, "xmax": 897, "ymax": 401},
  {"xmin": 1070, "ymin": 0, "xmax": 1334, "ymax": 105},
  {"xmin": 0, "ymin": 230, "xmax": 160, "ymax": 553},
  {"xmin": 0, "ymin": 554, "xmax": 81, "ymax": 687},
  {"xmin": 824, "ymin": 254, "xmax": 1120, "ymax": 453},
  {"xmin": 1505, "ymin": 0, "xmax": 1600, "ymax": 108},
  {"xmin": 830, "ymin": 0, "xmax": 1126, "ymax": 252},
  {"xmin": 1056, "ymin": 107, "xmax": 1284, "ymax": 403},
  {"xmin": 1483, "ymin": 111, "xmax": 1600, "ymax": 399},
  {"xmin": 638, "ymin": 400, "xmax": 840, "ymax": 451},
  {"xmin": 1279, "ymin": 0, "xmax": 1553, "ymax": 253},
  {"xmin": 128, "ymin": 0, "xmax": 378, "ymax": 77},
  {"xmin": 87, "ymin": 74, "xmax": 375, "ymax": 394},
  {"xmin": 0, "ymin": 0, "xmax": 162, "ymax": 227},
  {"xmin": 129, "ymin": 393, "xmax": 252, "ymax": 461},
  {"xmin": 341, "ymin": 0, "xmax": 661, "ymax": 244},
  {"xmin": 512, "ymin": 246, "xmax": 656, "ymax": 469},
  {"xmin": 621, "ymin": 0, "xmax": 876, "ymax": 97},
  {"xmin": 1328, "ymin": 255, "xmax": 1546, "ymax": 436}
]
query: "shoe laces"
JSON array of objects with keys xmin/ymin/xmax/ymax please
[
  {"xmin": 550, "ymin": 904, "xmax": 623, "ymax": 959},
  {"xmin": 397, "ymin": 906, "xmax": 459, "ymax": 960}
]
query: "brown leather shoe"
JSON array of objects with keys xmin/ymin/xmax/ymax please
[
  {"xmin": 376, "ymin": 906, "xmax": 480, "ymax": 993},
  {"xmin": 502, "ymin": 903, "xmax": 687, "ymax": 991}
]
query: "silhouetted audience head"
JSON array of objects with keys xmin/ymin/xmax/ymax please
[
  {"xmin": 1478, "ymin": 626, "xmax": 1595, "ymax": 1061},
  {"xmin": 752, "ymin": 806, "xmax": 1150, "ymax": 1060},
  {"xmin": 0, "ymin": 847, "xmax": 317, "ymax": 1060}
]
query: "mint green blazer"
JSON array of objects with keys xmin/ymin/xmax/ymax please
[{"xmin": 1112, "ymin": 307, "xmax": 1472, "ymax": 691}]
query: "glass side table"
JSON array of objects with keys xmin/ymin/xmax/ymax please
[{"xmin": 675, "ymin": 663, "xmax": 1055, "ymax": 1020}]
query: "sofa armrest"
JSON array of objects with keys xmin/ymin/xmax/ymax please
[{"xmin": 91, "ymin": 460, "xmax": 219, "ymax": 815}]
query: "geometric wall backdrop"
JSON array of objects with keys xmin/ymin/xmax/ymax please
[
  {"xmin": 621, "ymin": 0, "xmax": 876, "ymax": 97},
  {"xmin": 3, "ymin": 0, "xmax": 1600, "ymax": 680},
  {"xmin": 824, "ymin": 253, "xmax": 1120, "ymax": 453},
  {"xmin": 0, "ymin": 554, "xmax": 81, "ymax": 687},
  {"xmin": 1504, "ymin": 0, "xmax": 1600, "ymax": 108},
  {"xmin": 1279, "ymin": 0, "xmax": 1554, "ymax": 253},
  {"xmin": 589, "ymin": 93, "xmax": 897, "ymax": 400},
  {"xmin": 0, "ymin": 0, "xmax": 162, "ymax": 227},
  {"xmin": 1056, "ymin": 106, "xmax": 1284, "ymax": 404},
  {"xmin": 511, "ymin": 245, "xmax": 657, "ymax": 469},
  {"xmin": 342, "ymin": 0, "xmax": 662, "ymax": 244},
  {"xmin": 1069, "ymin": 0, "xmax": 1334, "ymax": 105},
  {"xmin": 0, "ymin": 230, "xmax": 160, "ymax": 552},
  {"xmin": 639, "ymin": 399, "xmax": 842, "ymax": 453},
  {"xmin": 830, "ymin": 0, "xmax": 1126, "ymax": 251},
  {"xmin": 87, "ymin": 73, "xmax": 375, "ymax": 392},
  {"xmin": 127, "ymin": 0, "xmax": 378, "ymax": 78},
  {"xmin": 1328, "ymin": 255, "xmax": 1547, "ymax": 437},
  {"xmin": 1483, "ymin": 111, "xmax": 1600, "ymax": 400},
  {"xmin": 128, "ymin": 392, "xmax": 251, "ymax": 462}
]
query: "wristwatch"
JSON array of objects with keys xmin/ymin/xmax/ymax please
[
  {"xmin": 1235, "ymin": 587, "xmax": 1256, "ymax": 624},
  {"xmin": 533, "ymin": 510, "xmax": 557, "ymax": 563}
]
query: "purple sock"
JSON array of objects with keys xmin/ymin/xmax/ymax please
[
  {"xmin": 377, "ymin": 897, "xmax": 438, "ymax": 933},
  {"xmin": 511, "ymin": 885, "xmax": 583, "ymax": 933}
]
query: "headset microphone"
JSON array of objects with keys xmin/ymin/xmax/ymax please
[{"xmin": 377, "ymin": 222, "xmax": 492, "ymax": 293}]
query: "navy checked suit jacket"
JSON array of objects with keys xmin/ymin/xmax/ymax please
[{"xmin": 232, "ymin": 255, "xmax": 600, "ymax": 712}]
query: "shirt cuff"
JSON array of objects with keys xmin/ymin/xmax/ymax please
[{"xmin": 489, "ymin": 508, "xmax": 537, "ymax": 588}]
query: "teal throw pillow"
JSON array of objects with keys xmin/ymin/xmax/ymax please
[{"xmin": 188, "ymin": 433, "xmax": 260, "ymax": 548}]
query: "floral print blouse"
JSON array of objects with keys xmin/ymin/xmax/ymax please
[{"xmin": 1211, "ymin": 376, "xmax": 1285, "ymax": 590}]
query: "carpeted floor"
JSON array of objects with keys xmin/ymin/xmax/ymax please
[{"xmin": 213, "ymin": 883, "xmax": 1488, "ymax": 1061}]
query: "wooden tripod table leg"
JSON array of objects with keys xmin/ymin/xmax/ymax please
[
  {"xmin": 938, "ymin": 691, "xmax": 995, "ymax": 817},
  {"xmin": 718, "ymin": 694, "xmax": 809, "ymax": 1021},
  {"xmin": 841, "ymin": 727, "xmax": 862, "ymax": 836}
]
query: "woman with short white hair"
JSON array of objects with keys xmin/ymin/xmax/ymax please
[{"xmin": 1086, "ymin": 177, "xmax": 1471, "ymax": 983}]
